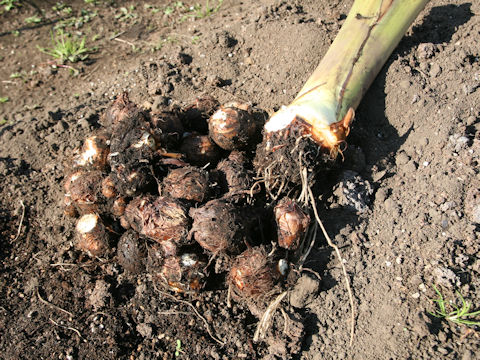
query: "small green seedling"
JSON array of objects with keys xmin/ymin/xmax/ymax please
[
  {"xmin": 115, "ymin": 6, "xmax": 136, "ymax": 21},
  {"xmin": 428, "ymin": 285, "xmax": 480, "ymax": 327},
  {"xmin": 164, "ymin": 1, "xmax": 184, "ymax": 15},
  {"xmin": 191, "ymin": 35, "xmax": 200, "ymax": 44},
  {"xmin": 189, "ymin": 0, "xmax": 223, "ymax": 19},
  {"xmin": 175, "ymin": 339, "xmax": 183, "ymax": 357},
  {"xmin": 25, "ymin": 16, "xmax": 42, "ymax": 24},
  {"xmin": 37, "ymin": 30, "xmax": 94, "ymax": 63},
  {"xmin": 1, "ymin": 0, "xmax": 21, "ymax": 11},
  {"xmin": 0, "ymin": 97, "xmax": 9, "ymax": 103}
]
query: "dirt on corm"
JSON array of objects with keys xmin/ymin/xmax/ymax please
[{"xmin": 1, "ymin": 1, "xmax": 480, "ymax": 359}]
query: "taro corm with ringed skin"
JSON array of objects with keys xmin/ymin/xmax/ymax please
[{"xmin": 63, "ymin": 0, "xmax": 430, "ymax": 300}]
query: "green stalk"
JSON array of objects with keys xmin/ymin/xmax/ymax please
[{"xmin": 265, "ymin": 0, "xmax": 429, "ymax": 149}]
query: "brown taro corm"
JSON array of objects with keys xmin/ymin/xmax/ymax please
[
  {"xmin": 162, "ymin": 166, "xmax": 209, "ymax": 202},
  {"xmin": 229, "ymin": 247, "xmax": 278, "ymax": 298},
  {"xmin": 101, "ymin": 175, "xmax": 117, "ymax": 199},
  {"xmin": 100, "ymin": 92, "xmax": 140, "ymax": 131},
  {"xmin": 216, "ymin": 151, "xmax": 252, "ymax": 196},
  {"xmin": 208, "ymin": 102, "xmax": 256, "ymax": 151},
  {"xmin": 117, "ymin": 230, "xmax": 146, "ymax": 273},
  {"xmin": 149, "ymin": 111, "xmax": 184, "ymax": 149},
  {"xmin": 124, "ymin": 195, "xmax": 190, "ymax": 244},
  {"xmin": 72, "ymin": 133, "xmax": 110, "ymax": 170},
  {"xmin": 112, "ymin": 197, "xmax": 127, "ymax": 217},
  {"xmin": 107, "ymin": 95, "xmax": 156, "ymax": 196},
  {"xmin": 189, "ymin": 199, "xmax": 245, "ymax": 255},
  {"xmin": 76, "ymin": 213, "xmax": 109, "ymax": 257},
  {"xmin": 65, "ymin": 170, "xmax": 106, "ymax": 214},
  {"xmin": 274, "ymin": 197, "xmax": 310, "ymax": 250},
  {"xmin": 148, "ymin": 247, "xmax": 207, "ymax": 293},
  {"xmin": 180, "ymin": 95, "xmax": 220, "ymax": 133},
  {"xmin": 180, "ymin": 133, "xmax": 222, "ymax": 167}
]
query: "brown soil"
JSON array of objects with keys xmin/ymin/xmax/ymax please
[{"xmin": 1, "ymin": 0, "xmax": 479, "ymax": 359}]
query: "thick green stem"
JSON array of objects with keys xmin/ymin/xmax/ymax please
[{"xmin": 292, "ymin": 0, "xmax": 429, "ymax": 125}]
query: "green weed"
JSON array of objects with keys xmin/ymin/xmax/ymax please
[
  {"xmin": 0, "ymin": 97, "xmax": 9, "ymax": 103},
  {"xmin": 25, "ymin": 16, "xmax": 42, "ymax": 24},
  {"xmin": 428, "ymin": 285, "xmax": 480, "ymax": 327},
  {"xmin": 115, "ymin": 6, "xmax": 136, "ymax": 21},
  {"xmin": 37, "ymin": 30, "xmax": 94, "ymax": 63},
  {"xmin": 1, "ymin": 0, "xmax": 21, "ymax": 11},
  {"xmin": 52, "ymin": 2, "xmax": 72, "ymax": 15},
  {"xmin": 191, "ymin": 35, "xmax": 200, "ymax": 44},
  {"xmin": 144, "ymin": 4, "xmax": 161, "ymax": 14},
  {"xmin": 188, "ymin": 0, "xmax": 223, "ymax": 19},
  {"xmin": 10, "ymin": 72, "xmax": 22, "ymax": 79},
  {"xmin": 164, "ymin": 1, "xmax": 184, "ymax": 15},
  {"xmin": 54, "ymin": 9, "xmax": 98, "ymax": 30},
  {"xmin": 175, "ymin": 339, "xmax": 183, "ymax": 357}
]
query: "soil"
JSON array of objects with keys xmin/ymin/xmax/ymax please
[{"xmin": 1, "ymin": 0, "xmax": 480, "ymax": 359}]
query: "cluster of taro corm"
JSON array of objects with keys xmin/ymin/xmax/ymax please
[{"xmin": 64, "ymin": 93, "xmax": 310, "ymax": 299}]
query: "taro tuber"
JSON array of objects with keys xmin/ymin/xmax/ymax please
[
  {"xmin": 229, "ymin": 247, "xmax": 278, "ymax": 298},
  {"xmin": 149, "ymin": 111, "xmax": 184, "ymax": 148},
  {"xmin": 65, "ymin": 170, "xmax": 106, "ymax": 214},
  {"xmin": 124, "ymin": 195, "xmax": 189, "ymax": 244},
  {"xmin": 216, "ymin": 151, "xmax": 252, "ymax": 196},
  {"xmin": 100, "ymin": 92, "xmax": 142, "ymax": 131},
  {"xmin": 73, "ymin": 134, "xmax": 110, "ymax": 170},
  {"xmin": 189, "ymin": 199, "xmax": 244, "ymax": 255},
  {"xmin": 162, "ymin": 166, "xmax": 209, "ymax": 202},
  {"xmin": 112, "ymin": 197, "xmax": 127, "ymax": 217},
  {"xmin": 117, "ymin": 230, "xmax": 146, "ymax": 273},
  {"xmin": 148, "ymin": 245, "xmax": 207, "ymax": 293},
  {"xmin": 274, "ymin": 197, "xmax": 310, "ymax": 250},
  {"xmin": 180, "ymin": 133, "xmax": 222, "ymax": 167},
  {"xmin": 208, "ymin": 102, "xmax": 256, "ymax": 150},
  {"xmin": 76, "ymin": 213, "xmax": 109, "ymax": 257}
]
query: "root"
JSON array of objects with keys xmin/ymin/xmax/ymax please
[
  {"xmin": 153, "ymin": 285, "xmax": 225, "ymax": 346},
  {"xmin": 307, "ymin": 186, "xmax": 356, "ymax": 346},
  {"xmin": 49, "ymin": 318, "xmax": 84, "ymax": 340},
  {"xmin": 296, "ymin": 222, "xmax": 318, "ymax": 269},
  {"xmin": 37, "ymin": 288, "xmax": 74, "ymax": 318},
  {"xmin": 253, "ymin": 291, "xmax": 287, "ymax": 342},
  {"xmin": 12, "ymin": 200, "xmax": 25, "ymax": 241}
]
